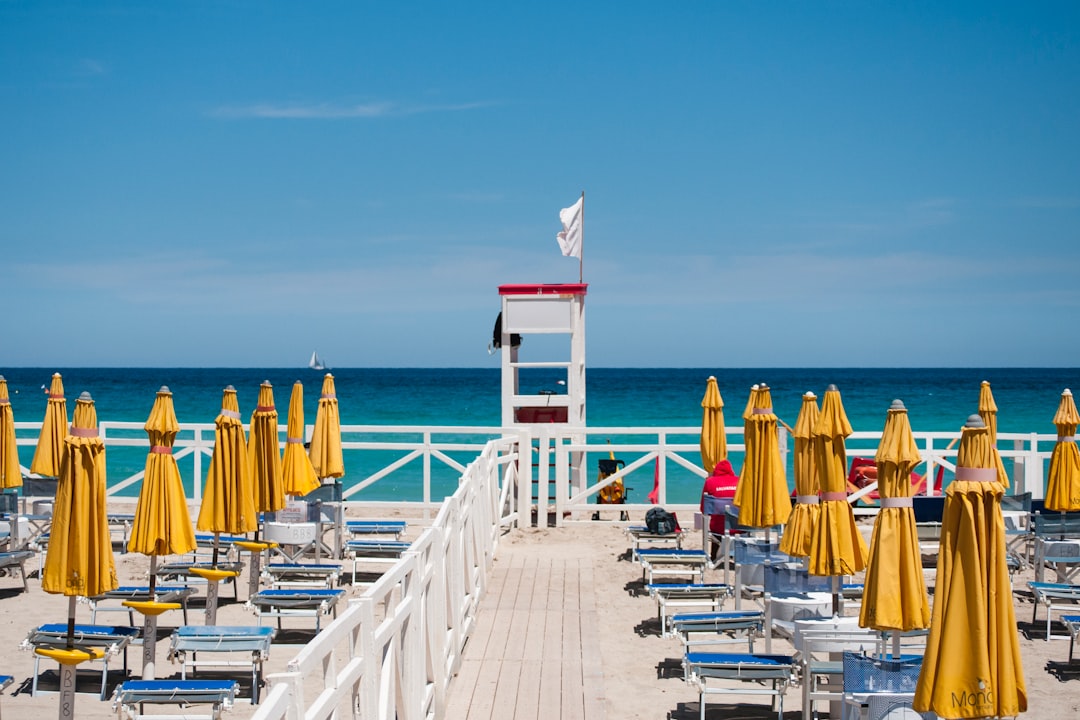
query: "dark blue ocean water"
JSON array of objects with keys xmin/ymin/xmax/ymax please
[{"xmin": 3, "ymin": 367, "xmax": 1077, "ymax": 503}]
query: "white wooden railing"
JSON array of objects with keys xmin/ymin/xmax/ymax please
[
  {"xmin": 250, "ymin": 434, "xmax": 518, "ymax": 720},
  {"xmin": 13, "ymin": 422, "xmax": 1058, "ymax": 520}
]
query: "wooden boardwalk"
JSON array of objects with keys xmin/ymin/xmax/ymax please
[{"xmin": 444, "ymin": 546, "xmax": 607, "ymax": 720}]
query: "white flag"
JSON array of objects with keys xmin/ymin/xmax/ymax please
[{"xmin": 556, "ymin": 196, "xmax": 583, "ymax": 259}]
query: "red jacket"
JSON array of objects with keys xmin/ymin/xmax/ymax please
[{"xmin": 701, "ymin": 460, "xmax": 739, "ymax": 534}]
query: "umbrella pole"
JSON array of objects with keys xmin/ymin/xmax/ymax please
[
  {"xmin": 832, "ymin": 575, "xmax": 842, "ymax": 617},
  {"xmin": 141, "ymin": 555, "xmax": 159, "ymax": 680},
  {"xmin": 891, "ymin": 631, "xmax": 901, "ymax": 659},
  {"xmin": 58, "ymin": 596, "xmax": 78, "ymax": 720},
  {"xmin": 206, "ymin": 533, "xmax": 221, "ymax": 625},
  {"xmin": 65, "ymin": 596, "xmax": 76, "ymax": 649}
]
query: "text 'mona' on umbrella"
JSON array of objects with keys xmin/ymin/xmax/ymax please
[
  {"xmin": 779, "ymin": 392, "xmax": 820, "ymax": 558},
  {"xmin": 0, "ymin": 376, "xmax": 22, "ymax": 489},
  {"xmin": 1045, "ymin": 388, "xmax": 1080, "ymax": 512},
  {"xmin": 309, "ymin": 372, "xmax": 344, "ymax": 481},
  {"xmin": 31, "ymin": 372, "xmax": 67, "ymax": 478},
  {"xmin": 914, "ymin": 414, "xmax": 1026, "ymax": 719},
  {"xmin": 859, "ymin": 399, "xmax": 930, "ymax": 636},
  {"xmin": 282, "ymin": 380, "xmax": 320, "ymax": 497},
  {"xmin": 40, "ymin": 391, "xmax": 118, "ymax": 720},
  {"xmin": 700, "ymin": 375, "xmax": 727, "ymax": 473},
  {"xmin": 127, "ymin": 386, "xmax": 196, "ymax": 678}
]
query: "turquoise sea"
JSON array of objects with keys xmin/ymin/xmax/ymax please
[{"xmin": 3, "ymin": 367, "xmax": 1078, "ymax": 504}]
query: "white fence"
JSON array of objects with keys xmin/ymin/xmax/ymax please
[
  {"xmin": 251, "ymin": 435, "xmax": 518, "ymax": 720},
  {"xmin": 13, "ymin": 422, "xmax": 1058, "ymax": 521}
]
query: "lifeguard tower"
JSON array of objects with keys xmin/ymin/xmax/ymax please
[
  {"xmin": 496, "ymin": 283, "xmax": 587, "ymax": 427},
  {"xmin": 496, "ymin": 283, "xmax": 587, "ymax": 523}
]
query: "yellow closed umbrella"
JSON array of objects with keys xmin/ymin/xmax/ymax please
[
  {"xmin": 0, "ymin": 376, "xmax": 21, "ymax": 488},
  {"xmin": 860, "ymin": 399, "xmax": 930, "ymax": 634},
  {"xmin": 978, "ymin": 380, "xmax": 1010, "ymax": 489},
  {"xmin": 282, "ymin": 380, "xmax": 320, "ymax": 497},
  {"xmin": 31, "ymin": 372, "xmax": 67, "ymax": 478},
  {"xmin": 249, "ymin": 381, "xmax": 285, "ymax": 513},
  {"xmin": 808, "ymin": 384, "xmax": 868, "ymax": 577},
  {"xmin": 780, "ymin": 392, "xmax": 820, "ymax": 558},
  {"xmin": 197, "ymin": 385, "xmax": 257, "ymax": 624},
  {"xmin": 40, "ymin": 391, "xmax": 118, "ymax": 719},
  {"xmin": 309, "ymin": 372, "xmax": 344, "ymax": 480},
  {"xmin": 700, "ymin": 375, "xmax": 727, "ymax": 472},
  {"xmin": 42, "ymin": 391, "xmax": 118, "ymax": 596},
  {"xmin": 129, "ymin": 386, "xmax": 196, "ymax": 557},
  {"xmin": 127, "ymin": 386, "xmax": 195, "ymax": 678},
  {"xmin": 914, "ymin": 414, "xmax": 1027, "ymax": 718},
  {"xmin": 1045, "ymin": 388, "xmax": 1080, "ymax": 512},
  {"xmin": 733, "ymin": 384, "xmax": 791, "ymax": 528},
  {"xmin": 197, "ymin": 386, "xmax": 257, "ymax": 536}
]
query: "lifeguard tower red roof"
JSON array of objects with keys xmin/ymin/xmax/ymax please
[{"xmin": 498, "ymin": 283, "xmax": 588, "ymax": 296}]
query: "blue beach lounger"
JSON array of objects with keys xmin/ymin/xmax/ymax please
[
  {"xmin": 683, "ymin": 652, "xmax": 796, "ymax": 720},
  {"xmin": 646, "ymin": 583, "xmax": 731, "ymax": 637},
  {"xmin": 0, "ymin": 674, "xmax": 12, "ymax": 716},
  {"xmin": 345, "ymin": 520, "xmax": 407, "ymax": 539},
  {"xmin": 346, "ymin": 540, "xmax": 411, "ymax": 585},
  {"xmin": 1029, "ymin": 581, "xmax": 1080, "ymax": 640},
  {"xmin": 0, "ymin": 550, "xmax": 33, "ymax": 592},
  {"xmin": 636, "ymin": 548, "xmax": 707, "ymax": 585},
  {"xmin": 671, "ymin": 611, "xmax": 765, "ymax": 653},
  {"xmin": 112, "ymin": 679, "xmax": 239, "ymax": 720},
  {"xmin": 88, "ymin": 585, "xmax": 198, "ymax": 624},
  {"xmin": 263, "ymin": 562, "xmax": 342, "ymax": 589},
  {"xmin": 1063, "ymin": 614, "xmax": 1080, "ymax": 662},
  {"xmin": 248, "ymin": 588, "xmax": 345, "ymax": 632},
  {"xmin": 168, "ymin": 625, "xmax": 275, "ymax": 704},
  {"xmin": 24, "ymin": 623, "xmax": 141, "ymax": 700},
  {"xmin": 625, "ymin": 525, "xmax": 684, "ymax": 558},
  {"xmin": 156, "ymin": 561, "xmax": 243, "ymax": 600}
]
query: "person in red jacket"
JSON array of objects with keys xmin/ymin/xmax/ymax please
[{"xmin": 700, "ymin": 459, "xmax": 740, "ymax": 562}]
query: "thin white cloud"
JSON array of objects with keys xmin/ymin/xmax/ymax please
[
  {"xmin": 76, "ymin": 58, "xmax": 107, "ymax": 76},
  {"xmin": 209, "ymin": 99, "xmax": 495, "ymax": 119},
  {"xmin": 1012, "ymin": 196, "xmax": 1080, "ymax": 209}
]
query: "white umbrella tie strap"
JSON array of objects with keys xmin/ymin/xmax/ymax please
[
  {"xmin": 822, "ymin": 492, "xmax": 847, "ymax": 501},
  {"xmin": 69, "ymin": 427, "xmax": 99, "ymax": 438},
  {"xmin": 1058, "ymin": 435, "xmax": 1077, "ymax": 442},
  {"xmin": 955, "ymin": 466, "xmax": 999, "ymax": 482},
  {"xmin": 320, "ymin": 393, "xmax": 337, "ymax": 399},
  {"xmin": 220, "ymin": 409, "xmax": 241, "ymax": 420},
  {"xmin": 880, "ymin": 497, "xmax": 913, "ymax": 508},
  {"xmin": 286, "ymin": 437, "xmax": 303, "ymax": 444},
  {"xmin": 751, "ymin": 407, "xmax": 773, "ymax": 415},
  {"xmin": 796, "ymin": 495, "xmax": 820, "ymax": 505}
]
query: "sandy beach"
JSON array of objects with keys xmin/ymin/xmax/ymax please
[{"xmin": 1, "ymin": 512, "xmax": 1077, "ymax": 719}]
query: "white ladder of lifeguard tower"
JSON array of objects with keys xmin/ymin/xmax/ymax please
[{"xmin": 497, "ymin": 283, "xmax": 587, "ymax": 526}]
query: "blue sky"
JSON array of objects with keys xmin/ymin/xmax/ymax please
[{"xmin": 2, "ymin": 2, "xmax": 1078, "ymax": 368}]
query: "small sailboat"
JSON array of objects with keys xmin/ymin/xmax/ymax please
[{"xmin": 309, "ymin": 351, "xmax": 327, "ymax": 371}]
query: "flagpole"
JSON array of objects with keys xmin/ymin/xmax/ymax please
[{"xmin": 579, "ymin": 190, "xmax": 584, "ymax": 284}]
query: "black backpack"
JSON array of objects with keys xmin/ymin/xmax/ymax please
[{"xmin": 645, "ymin": 506, "xmax": 678, "ymax": 535}]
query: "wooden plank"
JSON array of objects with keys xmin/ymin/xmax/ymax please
[
  {"xmin": 483, "ymin": 555, "xmax": 523, "ymax": 660},
  {"xmin": 578, "ymin": 561, "xmax": 607, "ymax": 719},
  {"xmin": 560, "ymin": 559, "xmax": 586, "ymax": 720}
]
